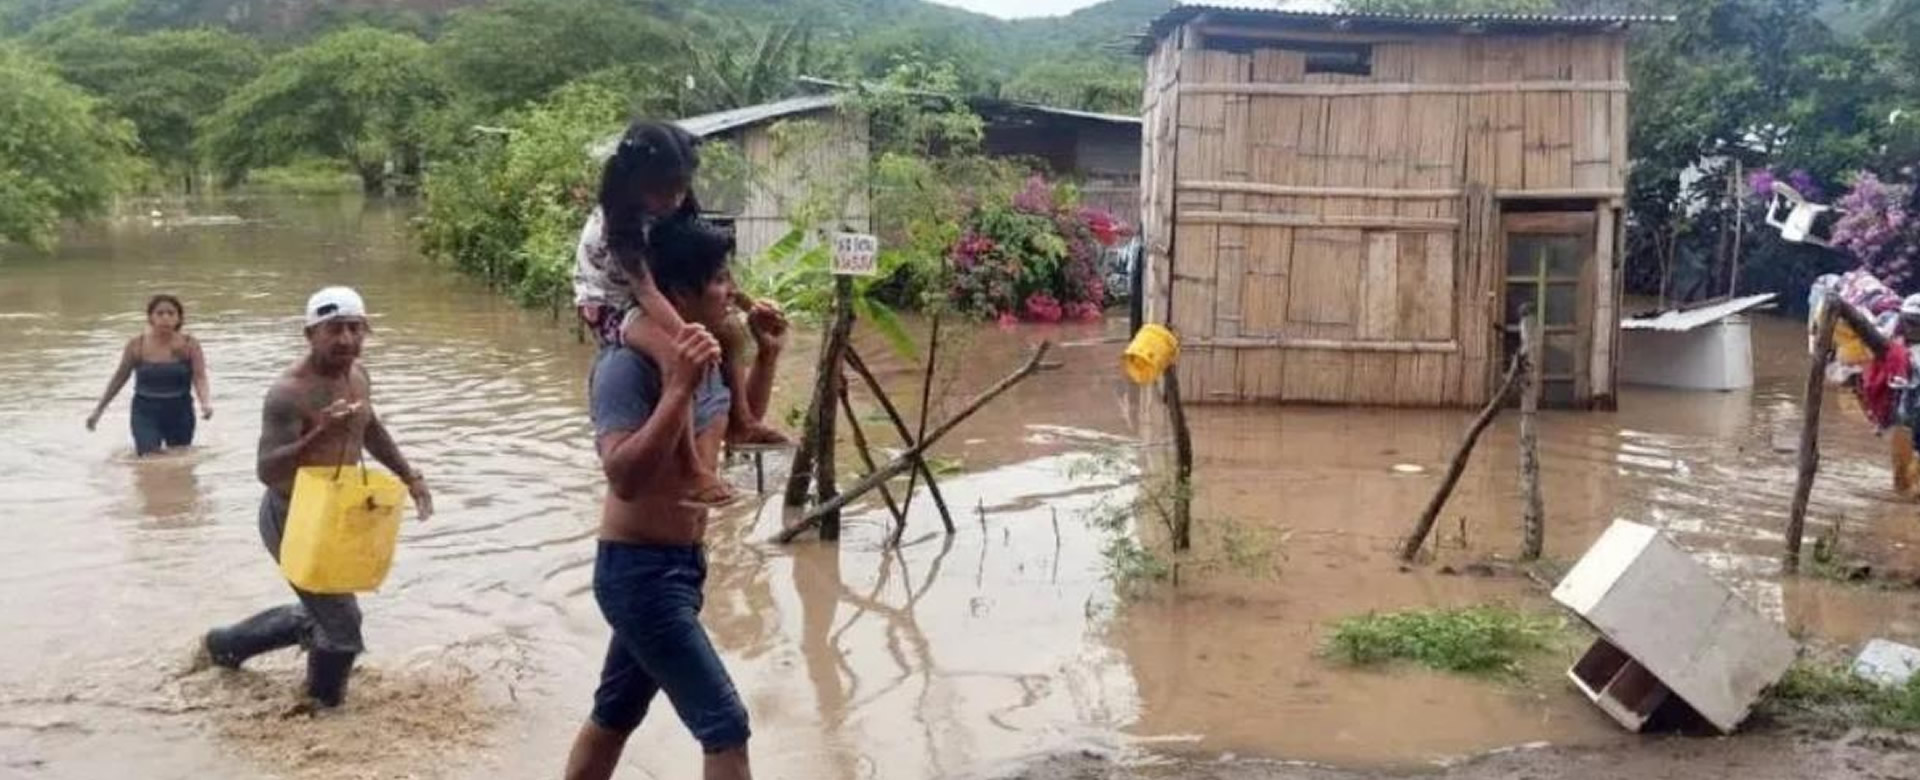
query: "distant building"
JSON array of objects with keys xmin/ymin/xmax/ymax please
[{"xmin": 592, "ymin": 84, "xmax": 1142, "ymax": 261}]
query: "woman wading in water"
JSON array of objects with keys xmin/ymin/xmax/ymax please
[{"xmin": 86, "ymin": 294, "xmax": 214, "ymax": 456}]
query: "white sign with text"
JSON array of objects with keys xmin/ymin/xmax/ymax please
[{"xmin": 831, "ymin": 232, "xmax": 879, "ymax": 276}]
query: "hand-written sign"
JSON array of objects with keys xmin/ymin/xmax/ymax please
[{"xmin": 832, "ymin": 232, "xmax": 879, "ymax": 276}]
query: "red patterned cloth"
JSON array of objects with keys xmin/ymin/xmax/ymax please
[{"xmin": 1859, "ymin": 340, "xmax": 1912, "ymax": 429}]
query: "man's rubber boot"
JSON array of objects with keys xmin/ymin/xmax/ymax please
[
  {"xmin": 204, "ymin": 606, "xmax": 310, "ymax": 669},
  {"xmin": 306, "ymin": 650, "xmax": 357, "ymax": 709}
]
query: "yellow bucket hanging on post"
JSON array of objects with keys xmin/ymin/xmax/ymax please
[
  {"xmin": 279, "ymin": 465, "xmax": 408, "ymax": 594},
  {"xmin": 1123, "ymin": 324, "xmax": 1180, "ymax": 385}
]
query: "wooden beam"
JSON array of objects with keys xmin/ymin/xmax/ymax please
[
  {"xmin": 1181, "ymin": 81, "xmax": 1630, "ymax": 97},
  {"xmin": 1496, "ymin": 188, "xmax": 1626, "ymax": 201},
  {"xmin": 1180, "ymin": 181, "xmax": 1460, "ymax": 200},
  {"xmin": 1190, "ymin": 337, "xmax": 1459, "ymax": 354},
  {"xmin": 1183, "ymin": 211, "xmax": 1459, "ymax": 230},
  {"xmin": 1193, "ymin": 25, "xmax": 1426, "ymax": 45}
]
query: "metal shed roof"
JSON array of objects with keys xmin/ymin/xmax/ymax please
[
  {"xmin": 587, "ymin": 93, "xmax": 845, "ymax": 159},
  {"xmin": 1135, "ymin": 4, "xmax": 1672, "ymax": 53},
  {"xmin": 1621, "ymin": 294, "xmax": 1779, "ymax": 332}
]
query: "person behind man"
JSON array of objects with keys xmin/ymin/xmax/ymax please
[
  {"xmin": 196, "ymin": 287, "xmax": 433, "ymax": 709},
  {"xmin": 85, "ymin": 294, "xmax": 214, "ymax": 455},
  {"xmin": 564, "ymin": 217, "xmax": 784, "ymax": 780}
]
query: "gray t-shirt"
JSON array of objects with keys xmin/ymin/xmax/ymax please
[{"xmin": 589, "ymin": 346, "xmax": 731, "ymax": 439}]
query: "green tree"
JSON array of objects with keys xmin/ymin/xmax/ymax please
[
  {"xmin": 434, "ymin": 0, "xmax": 672, "ymax": 115},
  {"xmin": 678, "ymin": 18, "xmax": 818, "ymax": 113},
  {"xmin": 417, "ymin": 81, "xmax": 630, "ymax": 307},
  {"xmin": 1002, "ymin": 56, "xmax": 1141, "ymax": 114},
  {"xmin": 0, "ymin": 47, "xmax": 137, "ymax": 250},
  {"xmin": 838, "ymin": 24, "xmax": 998, "ymax": 96},
  {"xmin": 201, "ymin": 27, "xmax": 447, "ymax": 193},
  {"xmin": 33, "ymin": 28, "xmax": 261, "ymax": 192},
  {"xmin": 1621, "ymin": 0, "xmax": 1906, "ymax": 299}
]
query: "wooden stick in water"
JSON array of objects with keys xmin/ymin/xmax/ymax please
[
  {"xmin": 1400, "ymin": 354, "xmax": 1525, "ymax": 562},
  {"xmin": 1786, "ymin": 296, "xmax": 1839, "ymax": 573},
  {"xmin": 777, "ymin": 342, "xmax": 1052, "ymax": 543},
  {"xmin": 843, "ymin": 347, "xmax": 957, "ymax": 542},
  {"xmin": 838, "ymin": 384, "xmax": 905, "ymax": 527}
]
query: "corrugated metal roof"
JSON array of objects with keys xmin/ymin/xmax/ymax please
[
  {"xmin": 798, "ymin": 75, "xmax": 1140, "ymax": 125},
  {"xmin": 1136, "ymin": 3, "xmax": 1672, "ymax": 53},
  {"xmin": 678, "ymin": 93, "xmax": 845, "ymax": 137},
  {"xmin": 1621, "ymin": 294, "xmax": 1779, "ymax": 332},
  {"xmin": 587, "ymin": 93, "xmax": 845, "ymax": 159},
  {"xmin": 984, "ymin": 99, "xmax": 1140, "ymax": 126}
]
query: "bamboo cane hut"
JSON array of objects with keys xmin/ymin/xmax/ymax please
[{"xmin": 1137, "ymin": 6, "xmax": 1667, "ymax": 408}]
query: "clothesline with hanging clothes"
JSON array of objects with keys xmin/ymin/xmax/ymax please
[{"xmin": 1807, "ymin": 270, "xmax": 1920, "ymax": 434}]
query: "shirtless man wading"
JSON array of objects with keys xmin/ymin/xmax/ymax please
[
  {"xmin": 563, "ymin": 217, "xmax": 783, "ymax": 780},
  {"xmin": 199, "ymin": 286, "xmax": 433, "ymax": 708}
]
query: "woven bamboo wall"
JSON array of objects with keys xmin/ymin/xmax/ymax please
[
  {"xmin": 731, "ymin": 110, "xmax": 872, "ymax": 260},
  {"xmin": 1144, "ymin": 22, "xmax": 1629, "ymax": 407}
]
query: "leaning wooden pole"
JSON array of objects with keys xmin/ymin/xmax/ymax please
[
  {"xmin": 838, "ymin": 384, "xmax": 905, "ymax": 527},
  {"xmin": 777, "ymin": 342, "xmax": 1052, "ymax": 543},
  {"xmin": 901, "ymin": 311, "xmax": 943, "ymax": 519},
  {"xmin": 1519, "ymin": 304, "xmax": 1545, "ymax": 561},
  {"xmin": 1786, "ymin": 296, "xmax": 1840, "ymax": 573},
  {"xmin": 1164, "ymin": 368, "xmax": 1195, "ymax": 552},
  {"xmin": 1399, "ymin": 354, "xmax": 1525, "ymax": 562},
  {"xmin": 843, "ymin": 347, "xmax": 956, "ymax": 540}
]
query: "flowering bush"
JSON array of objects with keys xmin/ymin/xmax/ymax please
[
  {"xmin": 949, "ymin": 175, "xmax": 1127, "ymax": 321},
  {"xmin": 1829, "ymin": 172, "xmax": 1919, "ymax": 291},
  {"xmin": 1747, "ymin": 168, "xmax": 1918, "ymax": 293},
  {"xmin": 1748, "ymin": 168, "xmax": 1824, "ymax": 202}
]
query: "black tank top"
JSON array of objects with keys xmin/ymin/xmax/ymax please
[{"xmin": 133, "ymin": 335, "xmax": 193, "ymax": 399}]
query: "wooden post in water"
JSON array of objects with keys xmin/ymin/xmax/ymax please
[
  {"xmin": 1164, "ymin": 368, "xmax": 1194, "ymax": 552},
  {"xmin": 1399, "ymin": 354, "xmax": 1524, "ymax": 562},
  {"xmin": 1786, "ymin": 296, "xmax": 1840, "ymax": 573},
  {"xmin": 784, "ymin": 336, "xmax": 832, "ymax": 508},
  {"xmin": 810, "ymin": 276, "xmax": 857, "ymax": 541},
  {"xmin": 1520, "ymin": 303, "xmax": 1545, "ymax": 561}
]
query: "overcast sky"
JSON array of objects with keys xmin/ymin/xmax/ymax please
[{"xmin": 925, "ymin": 0, "xmax": 1334, "ymax": 21}]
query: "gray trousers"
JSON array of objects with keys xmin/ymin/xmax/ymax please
[{"xmin": 256, "ymin": 489, "xmax": 365, "ymax": 654}]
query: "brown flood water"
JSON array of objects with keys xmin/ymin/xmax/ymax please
[{"xmin": 3, "ymin": 195, "xmax": 1919, "ymax": 779}]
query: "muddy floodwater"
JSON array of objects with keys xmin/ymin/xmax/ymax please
[{"xmin": 4, "ymin": 195, "xmax": 1920, "ymax": 779}]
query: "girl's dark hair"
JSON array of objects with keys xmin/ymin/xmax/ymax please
[
  {"xmin": 599, "ymin": 120, "xmax": 703, "ymax": 278},
  {"xmin": 146, "ymin": 294, "xmax": 185, "ymax": 325},
  {"xmin": 647, "ymin": 216, "xmax": 735, "ymax": 300}
]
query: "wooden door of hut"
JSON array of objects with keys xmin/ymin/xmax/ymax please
[{"xmin": 1502, "ymin": 212, "xmax": 1597, "ymax": 407}]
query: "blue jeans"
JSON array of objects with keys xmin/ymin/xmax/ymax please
[
  {"xmin": 591, "ymin": 541, "xmax": 750, "ymax": 753},
  {"xmin": 130, "ymin": 394, "xmax": 195, "ymax": 456}
]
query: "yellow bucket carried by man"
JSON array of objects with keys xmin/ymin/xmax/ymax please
[{"xmin": 279, "ymin": 464, "xmax": 408, "ymax": 594}]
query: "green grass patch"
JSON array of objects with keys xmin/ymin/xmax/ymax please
[
  {"xmin": 1324, "ymin": 605, "xmax": 1563, "ymax": 677},
  {"xmin": 244, "ymin": 158, "xmax": 362, "ymax": 194},
  {"xmin": 1762, "ymin": 660, "xmax": 1920, "ymax": 731}
]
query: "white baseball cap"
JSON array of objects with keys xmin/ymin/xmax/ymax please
[{"xmin": 305, "ymin": 286, "xmax": 368, "ymax": 327}]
